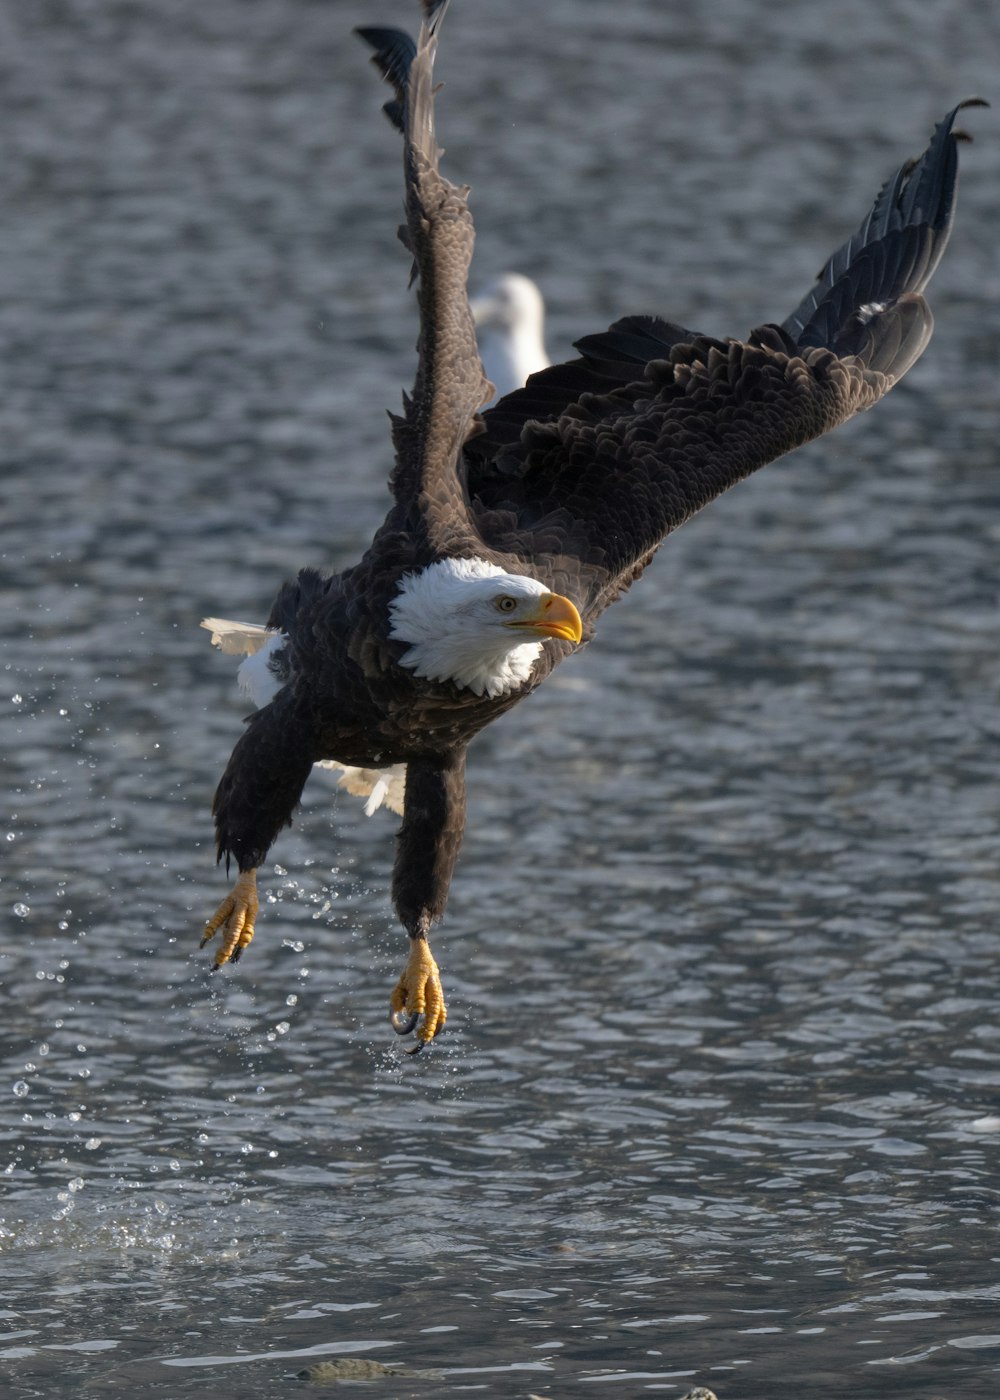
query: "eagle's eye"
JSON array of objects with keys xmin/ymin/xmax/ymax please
[{"xmin": 495, "ymin": 595, "xmax": 518, "ymax": 613}]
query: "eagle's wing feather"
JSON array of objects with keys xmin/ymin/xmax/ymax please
[
  {"xmin": 467, "ymin": 102, "xmax": 983, "ymax": 617},
  {"xmin": 357, "ymin": 4, "xmax": 492, "ymax": 560}
]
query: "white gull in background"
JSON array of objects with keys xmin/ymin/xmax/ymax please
[{"xmin": 470, "ymin": 272, "xmax": 549, "ymax": 401}]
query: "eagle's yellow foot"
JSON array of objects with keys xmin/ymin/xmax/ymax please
[
  {"xmin": 390, "ymin": 936, "xmax": 447, "ymax": 1053},
  {"xmin": 200, "ymin": 868, "xmax": 259, "ymax": 968}
]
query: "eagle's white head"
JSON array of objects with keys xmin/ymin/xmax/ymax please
[{"xmin": 388, "ymin": 557, "xmax": 583, "ymax": 698}]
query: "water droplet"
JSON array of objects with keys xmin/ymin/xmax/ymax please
[
  {"xmin": 68, "ymin": 1177, "xmax": 84, "ymax": 1193},
  {"xmin": 84, "ymin": 1138, "xmax": 101, "ymax": 1150},
  {"xmin": 12, "ymin": 1082, "xmax": 29, "ymax": 1098},
  {"xmin": 12, "ymin": 903, "xmax": 30, "ymax": 919}
]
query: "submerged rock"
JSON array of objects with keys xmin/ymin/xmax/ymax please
[{"xmin": 298, "ymin": 1357, "xmax": 444, "ymax": 1385}]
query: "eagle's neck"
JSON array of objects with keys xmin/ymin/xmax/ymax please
[{"xmin": 396, "ymin": 630, "xmax": 544, "ymax": 698}]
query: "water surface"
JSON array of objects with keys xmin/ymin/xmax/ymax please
[{"xmin": 2, "ymin": 1, "xmax": 999, "ymax": 1395}]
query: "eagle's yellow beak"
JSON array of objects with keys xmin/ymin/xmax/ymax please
[{"xmin": 506, "ymin": 592, "xmax": 583, "ymax": 644}]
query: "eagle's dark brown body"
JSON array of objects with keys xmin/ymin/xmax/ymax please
[{"xmin": 203, "ymin": 0, "xmax": 981, "ymax": 1046}]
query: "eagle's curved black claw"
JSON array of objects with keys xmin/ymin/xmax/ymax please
[
  {"xmin": 391, "ymin": 1008, "xmax": 420, "ymax": 1036},
  {"xmin": 402, "ymin": 1037, "xmax": 425, "ymax": 1056}
]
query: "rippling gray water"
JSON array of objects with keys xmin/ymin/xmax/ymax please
[{"xmin": 2, "ymin": 1, "xmax": 999, "ymax": 1396}]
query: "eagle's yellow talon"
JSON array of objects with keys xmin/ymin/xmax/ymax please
[
  {"xmin": 390, "ymin": 937, "xmax": 447, "ymax": 1048},
  {"xmin": 200, "ymin": 868, "xmax": 259, "ymax": 968}
]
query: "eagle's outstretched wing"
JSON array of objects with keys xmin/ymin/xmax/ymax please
[
  {"xmin": 467, "ymin": 101, "xmax": 985, "ymax": 619},
  {"xmin": 357, "ymin": 3, "xmax": 492, "ymax": 561}
]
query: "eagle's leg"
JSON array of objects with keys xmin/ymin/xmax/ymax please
[
  {"xmin": 201, "ymin": 867, "xmax": 259, "ymax": 967},
  {"xmin": 200, "ymin": 693, "xmax": 315, "ymax": 968},
  {"xmin": 390, "ymin": 749, "xmax": 467, "ymax": 1051}
]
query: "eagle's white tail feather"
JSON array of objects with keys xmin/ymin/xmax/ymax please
[
  {"xmin": 201, "ymin": 616, "xmax": 275, "ymax": 656},
  {"xmin": 317, "ymin": 761, "xmax": 407, "ymax": 817},
  {"xmin": 237, "ymin": 639, "xmax": 285, "ymax": 708}
]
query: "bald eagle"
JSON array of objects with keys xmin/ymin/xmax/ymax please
[{"xmin": 200, "ymin": 0, "xmax": 981, "ymax": 1050}]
